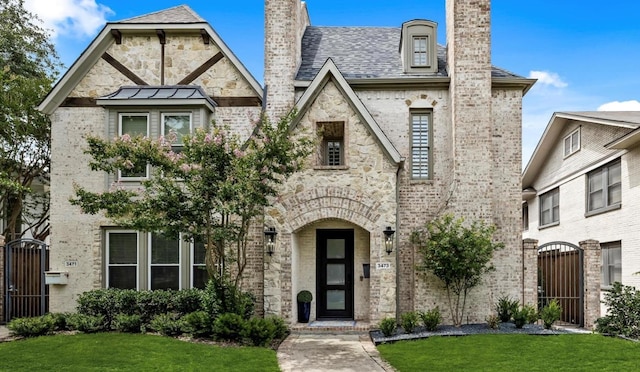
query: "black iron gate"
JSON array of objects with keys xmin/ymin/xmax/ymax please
[
  {"xmin": 537, "ymin": 241, "xmax": 583, "ymax": 327},
  {"xmin": 3, "ymin": 239, "xmax": 49, "ymax": 323}
]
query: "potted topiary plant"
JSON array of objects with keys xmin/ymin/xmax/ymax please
[{"xmin": 297, "ymin": 290, "xmax": 313, "ymax": 323}]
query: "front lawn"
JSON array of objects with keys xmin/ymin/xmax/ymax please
[
  {"xmin": 377, "ymin": 334, "xmax": 640, "ymax": 371},
  {"xmin": 0, "ymin": 333, "xmax": 279, "ymax": 371}
]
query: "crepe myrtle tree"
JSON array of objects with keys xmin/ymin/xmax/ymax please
[
  {"xmin": 411, "ymin": 214, "xmax": 504, "ymax": 327},
  {"xmin": 71, "ymin": 112, "xmax": 312, "ymax": 285}
]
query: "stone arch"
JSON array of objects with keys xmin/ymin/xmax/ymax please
[{"xmin": 280, "ymin": 186, "xmax": 384, "ymax": 233}]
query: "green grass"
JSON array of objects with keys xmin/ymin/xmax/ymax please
[
  {"xmin": 0, "ymin": 333, "xmax": 279, "ymax": 371},
  {"xmin": 377, "ymin": 334, "xmax": 640, "ymax": 371}
]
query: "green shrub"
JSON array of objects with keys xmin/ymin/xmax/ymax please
[
  {"xmin": 595, "ymin": 282, "xmax": 640, "ymax": 338},
  {"xmin": 540, "ymin": 299, "xmax": 562, "ymax": 329},
  {"xmin": 485, "ymin": 314, "xmax": 500, "ymax": 329},
  {"xmin": 7, "ymin": 315, "xmax": 55, "ymax": 337},
  {"xmin": 496, "ymin": 295, "xmax": 519, "ymax": 322},
  {"xmin": 66, "ymin": 314, "xmax": 106, "ymax": 333},
  {"xmin": 512, "ymin": 307, "xmax": 528, "ymax": 329},
  {"xmin": 112, "ymin": 313, "xmax": 143, "ymax": 333},
  {"xmin": 523, "ymin": 304, "xmax": 538, "ymax": 324},
  {"xmin": 213, "ymin": 313, "xmax": 245, "ymax": 341},
  {"xmin": 296, "ymin": 290, "xmax": 313, "ymax": 303},
  {"xmin": 150, "ymin": 313, "xmax": 184, "ymax": 337},
  {"xmin": 419, "ymin": 308, "xmax": 442, "ymax": 331},
  {"xmin": 400, "ymin": 311, "xmax": 420, "ymax": 334},
  {"xmin": 241, "ymin": 317, "xmax": 277, "ymax": 346},
  {"xmin": 378, "ymin": 317, "xmax": 397, "ymax": 337},
  {"xmin": 137, "ymin": 290, "xmax": 174, "ymax": 323},
  {"xmin": 203, "ymin": 278, "xmax": 255, "ymax": 320},
  {"xmin": 181, "ymin": 311, "xmax": 212, "ymax": 338},
  {"xmin": 48, "ymin": 312, "xmax": 71, "ymax": 331},
  {"xmin": 266, "ymin": 316, "xmax": 289, "ymax": 340},
  {"xmin": 172, "ymin": 288, "xmax": 203, "ymax": 316}
]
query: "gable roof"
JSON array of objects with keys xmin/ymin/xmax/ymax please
[
  {"xmin": 292, "ymin": 58, "xmax": 403, "ymax": 165},
  {"xmin": 119, "ymin": 5, "xmax": 204, "ymax": 23},
  {"xmin": 522, "ymin": 111, "xmax": 640, "ymax": 188},
  {"xmin": 38, "ymin": 5, "xmax": 262, "ymax": 115},
  {"xmin": 296, "ymin": 26, "xmax": 532, "ymax": 89}
]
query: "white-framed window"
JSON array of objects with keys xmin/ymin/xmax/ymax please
[
  {"xmin": 317, "ymin": 121, "xmax": 345, "ymax": 167},
  {"xmin": 522, "ymin": 202, "xmax": 529, "ymax": 231},
  {"xmin": 539, "ymin": 188, "xmax": 559, "ymax": 227},
  {"xmin": 411, "ymin": 112, "xmax": 431, "ymax": 179},
  {"xmin": 106, "ymin": 231, "xmax": 139, "ymax": 289},
  {"xmin": 191, "ymin": 240, "xmax": 208, "ymax": 289},
  {"xmin": 118, "ymin": 113, "xmax": 150, "ymax": 180},
  {"xmin": 602, "ymin": 241, "xmax": 622, "ymax": 287},
  {"xmin": 563, "ymin": 128, "xmax": 580, "ymax": 157},
  {"xmin": 587, "ymin": 159, "xmax": 621, "ymax": 214},
  {"xmin": 412, "ymin": 36, "xmax": 428, "ymax": 66},
  {"xmin": 149, "ymin": 233, "xmax": 181, "ymax": 290},
  {"xmin": 161, "ymin": 112, "xmax": 192, "ymax": 152}
]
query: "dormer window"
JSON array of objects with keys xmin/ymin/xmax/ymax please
[
  {"xmin": 401, "ymin": 20, "xmax": 437, "ymax": 74},
  {"xmin": 412, "ymin": 36, "xmax": 428, "ymax": 66}
]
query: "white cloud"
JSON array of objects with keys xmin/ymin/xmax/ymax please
[
  {"xmin": 597, "ymin": 100, "xmax": 640, "ymax": 111},
  {"xmin": 528, "ymin": 70, "xmax": 568, "ymax": 88},
  {"xmin": 24, "ymin": 0, "xmax": 113, "ymax": 38}
]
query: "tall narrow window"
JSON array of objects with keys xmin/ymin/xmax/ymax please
[
  {"xmin": 587, "ymin": 159, "xmax": 621, "ymax": 213},
  {"xmin": 539, "ymin": 188, "xmax": 559, "ymax": 226},
  {"xmin": 149, "ymin": 233, "xmax": 181, "ymax": 290},
  {"xmin": 602, "ymin": 241, "xmax": 622, "ymax": 287},
  {"xmin": 162, "ymin": 113, "xmax": 192, "ymax": 152},
  {"xmin": 118, "ymin": 113, "xmax": 149, "ymax": 179},
  {"xmin": 522, "ymin": 202, "xmax": 529, "ymax": 231},
  {"xmin": 192, "ymin": 240, "xmax": 208, "ymax": 289},
  {"xmin": 106, "ymin": 231, "xmax": 138, "ymax": 289},
  {"xmin": 563, "ymin": 128, "xmax": 580, "ymax": 157},
  {"xmin": 317, "ymin": 121, "xmax": 345, "ymax": 166},
  {"xmin": 411, "ymin": 112, "xmax": 431, "ymax": 179},
  {"xmin": 412, "ymin": 36, "xmax": 428, "ymax": 66}
]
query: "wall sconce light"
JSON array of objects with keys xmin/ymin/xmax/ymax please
[
  {"xmin": 383, "ymin": 226, "xmax": 395, "ymax": 255},
  {"xmin": 264, "ymin": 227, "xmax": 277, "ymax": 256}
]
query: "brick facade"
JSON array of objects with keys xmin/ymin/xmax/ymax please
[{"xmin": 40, "ymin": 0, "xmax": 529, "ymax": 325}]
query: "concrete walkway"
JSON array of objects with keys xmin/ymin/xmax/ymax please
[
  {"xmin": 0, "ymin": 325, "xmax": 9, "ymax": 341},
  {"xmin": 277, "ymin": 333, "xmax": 395, "ymax": 372}
]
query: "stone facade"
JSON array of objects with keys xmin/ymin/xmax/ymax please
[{"xmin": 39, "ymin": 1, "xmax": 531, "ymax": 325}]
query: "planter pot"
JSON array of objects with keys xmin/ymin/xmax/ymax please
[{"xmin": 297, "ymin": 302, "xmax": 311, "ymax": 323}]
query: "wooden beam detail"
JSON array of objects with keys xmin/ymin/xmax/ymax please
[
  {"xmin": 111, "ymin": 29, "xmax": 122, "ymax": 44},
  {"xmin": 212, "ymin": 96, "xmax": 262, "ymax": 107},
  {"xmin": 177, "ymin": 52, "xmax": 224, "ymax": 85},
  {"xmin": 101, "ymin": 53, "xmax": 148, "ymax": 86},
  {"xmin": 60, "ymin": 97, "xmax": 97, "ymax": 107},
  {"xmin": 200, "ymin": 29, "xmax": 210, "ymax": 45}
]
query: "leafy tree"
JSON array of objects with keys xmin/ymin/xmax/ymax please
[
  {"xmin": 71, "ymin": 113, "xmax": 312, "ymax": 285},
  {"xmin": 0, "ymin": 0, "xmax": 61, "ymax": 240},
  {"xmin": 411, "ymin": 214, "xmax": 504, "ymax": 327}
]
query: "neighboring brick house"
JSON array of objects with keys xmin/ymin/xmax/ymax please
[
  {"xmin": 37, "ymin": 0, "xmax": 534, "ymax": 325},
  {"xmin": 522, "ymin": 111, "xmax": 640, "ymax": 316}
]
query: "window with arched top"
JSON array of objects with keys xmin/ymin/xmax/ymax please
[{"xmin": 401, "ymin": 20, "xmax": 438, "ymax": 74}]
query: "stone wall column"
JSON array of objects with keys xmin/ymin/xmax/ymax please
[
  {"xmin": 0, "ymin": 234, "xmax": 4, "ymax": 322},
  {"xmin": 580, "ymin": 239, "xmax": 601, "ymax": 329},
  {"xmin": 522, "ymin": 238, "xmax": 538, "ymax": 307}
]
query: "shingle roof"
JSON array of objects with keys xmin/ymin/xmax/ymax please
[
  {"xmin": 296, "ymin": 26, "xmax": 524, "ymax": 81},
  {"xmin": 559, "ymin": 111, "xmax": 640, "ymax": 127},
  {"xmin": 118, "ymin": 5, "xmax": 204, "ymax": 24}
]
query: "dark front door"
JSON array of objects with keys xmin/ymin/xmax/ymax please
[{"xmin": 316, "ymin": 229, "xmax": 354, "ymax": 319}]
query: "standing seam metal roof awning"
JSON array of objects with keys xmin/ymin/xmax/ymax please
[{"xmin": 96, "ymin": 85, "xmax": 217, "ymax": 111}]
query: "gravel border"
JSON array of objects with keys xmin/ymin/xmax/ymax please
[{"xmin": 370, "ymin": 322, "xmax": 570, "ymax": 345}]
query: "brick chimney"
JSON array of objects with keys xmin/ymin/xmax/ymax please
[
  {"xmin": 264, "ymin": 0, "xmax": 310, "ymax": 121},
  {"xmin": 446, "ymin": 0, "xmax": 493, "ymax": 220}
]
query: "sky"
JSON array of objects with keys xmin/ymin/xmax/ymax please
[{"xmin": 24, "ymin": 0, "xmax": 640, "ymax": 166}]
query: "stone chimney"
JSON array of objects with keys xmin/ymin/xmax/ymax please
[
  {"xmin": 446, "ymin": 0, "xmax": 493, "ymax": 220},
  {"xmin": 264, "ymin": 0, "xmax": 310, "ymax": 121}
]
